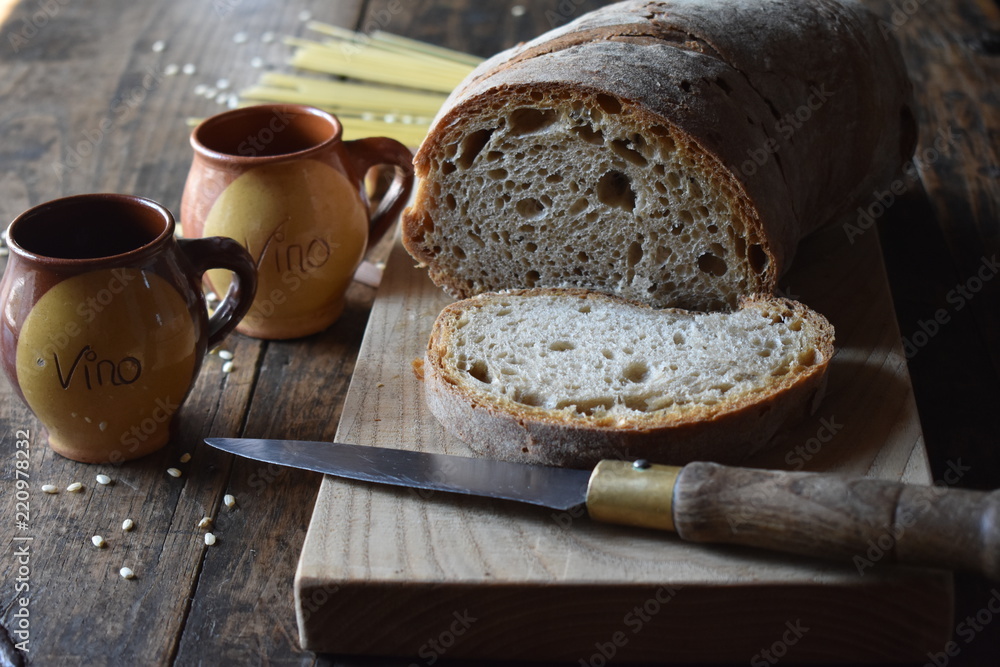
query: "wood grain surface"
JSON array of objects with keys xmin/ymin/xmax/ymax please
[
  {"xmin": 297, "ymin": 208, "xmax": 953, "ymax": 664},
  {"xmin": 0, "ymin": 0, "xmax": 998, "ymax": 665}
]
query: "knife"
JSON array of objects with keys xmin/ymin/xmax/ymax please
[{"xmin": 205, "ymin": 437, "xmax": 1000, "ymax": 579}]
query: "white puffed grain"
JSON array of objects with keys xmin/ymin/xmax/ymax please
[
  {"xmin": 223, "ymin": 494, "xmax": 236, "ymax": 509},
  {"xmin": 204, "ymin": 532, "xmax": 217, "ymax": 546}
]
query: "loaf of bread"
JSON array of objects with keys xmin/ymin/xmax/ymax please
[
  {"xmin": 403, "ymin": 0, "xmax": 915, "ymax": 311},
  {"xmin": 425, "ymin": 289, "xmax": 834, "ymax": 467}
]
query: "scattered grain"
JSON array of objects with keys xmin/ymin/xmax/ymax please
[
  {"xmin": 204, "ymin": 532, "xmax": 217, "ymax": 546},
  {"xmin": 122, "ymin": 519, "xmax": 135, "ymax": 532},
  {"xmin": 218, "ymin": 350, "xmax": 234, "ymax": 360},
  {"xmin": 119, "ymin": 567, "xmax": 135, "ymax": 580},
  {"xmin": 151, "ymin": 40, "xmax": 166, "ymax": 52},
  {"xmin": 167, "ymin": 467, "xmax": 182, "ymax": 478},
  {"xmin": 180, "ymin": 452, "xmax": 192, "ymax": 463},
  {"xmin": 42, "ymin": 484, "xmax": 58, "ymax": 494},
  {"xmin": 66, "ymin": 482, "xmax": 84, "ymax": 493},
  {"xmin": 224, "ymin": 494, "xmax": 236, "ymax": 509},
  {"xmin": 222, "ymin": 361, "xmax": 235, "ymax": 373},
  {"xmin": 96, "ymin": 474, "xmax": 112, "ymax": 486},
  {"xmin": 91, "ymin": 535, "xmax": 106, "ymax": 548},
  {"xmin": 197, "ymin": 517, "xmax": 213, "ymax": 530}
]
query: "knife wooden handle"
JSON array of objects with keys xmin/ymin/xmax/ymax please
[{"xmin": 672, "ymin": 462, "xmax": 1000, "ymax": 579}]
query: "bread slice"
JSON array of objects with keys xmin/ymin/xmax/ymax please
[
  {"xmin": 424, "ymin": 289, "xmax": 834, "ymax": 467},
  {"xmin": 403, "ymin": 0, "xmax": 915, "ymax": 311}
]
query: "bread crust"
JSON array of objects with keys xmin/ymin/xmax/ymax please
[
  {"xmin": 424, "ymin": 289, "xmax": 834, "ymax": 468},
  {"xmin": 402, "ymin": 0, "xmax": 915, "ymax": 308}
]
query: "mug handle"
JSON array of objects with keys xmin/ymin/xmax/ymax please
[
  {"xmin": 343, "ymin": 137, "xmax": 415, "ymax": 245},
  {"xmin": 178, "ymin": 237, "xmax": 259, "ymax": 349}
]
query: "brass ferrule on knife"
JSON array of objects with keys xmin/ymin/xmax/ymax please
[{"xmin": 585, "ymin": 459, "xmax": 682, "ymax": 531}]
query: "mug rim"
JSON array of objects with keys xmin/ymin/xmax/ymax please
[
  {"xmin": 6, "ymin": 193, "xmax": 174, "ymax": 267},
  {"xmin": 190, "ymin": 103, "xmax": 343, "ymax": 164}
]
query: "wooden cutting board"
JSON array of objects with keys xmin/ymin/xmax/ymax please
[{"xmin": 295, "ymin": 225, "xmax": 953, "ymax": 663}]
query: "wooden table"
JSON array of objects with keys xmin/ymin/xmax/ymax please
[{"xmin": 1, "ymin": 1, "xmax": 998, "ymax": 665}]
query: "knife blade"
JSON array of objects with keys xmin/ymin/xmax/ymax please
[{"xmin": 205, "ymin": 437, "xmax": 1000, "ymax": 579}]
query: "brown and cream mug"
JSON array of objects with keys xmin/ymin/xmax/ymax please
[
  {"xmin": 181, "ymin": 104, "xmax": 414, "ymax": 339},
  {"xmin": 0, "ymin": 194, "xmax": 258, "ymax": 463}
]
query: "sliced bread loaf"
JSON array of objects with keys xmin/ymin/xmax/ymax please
[
  {"xmin": 403, "ymin": 0, "xmax": 915, "ymax": 311},
  {"xmin": 424, "ymin": 289, "xmax": 834, "ymax": 467}
]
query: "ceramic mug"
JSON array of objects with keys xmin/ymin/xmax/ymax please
[
  {"xmin": 0, "ymin": 194, "xmax": 258, "ymax": 463},
  {"xmin": 181, "ymin": 104, "xmax": 414, "ymax": 339}
]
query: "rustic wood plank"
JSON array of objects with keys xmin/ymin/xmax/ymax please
[
  {"xmin": 0, "ymin": 0, "xmax": 364, "ymax": 664},
  {"xmin": 362, "ymin": 0, "xmax": 613, "ymax": 59},
  {"xmin": 172, "ymin": 280, "xmax": 376, "ymax": 666},
  {"xmin": 876, "ymin": 0, "xmax": 1000, "ymax": 380}
]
